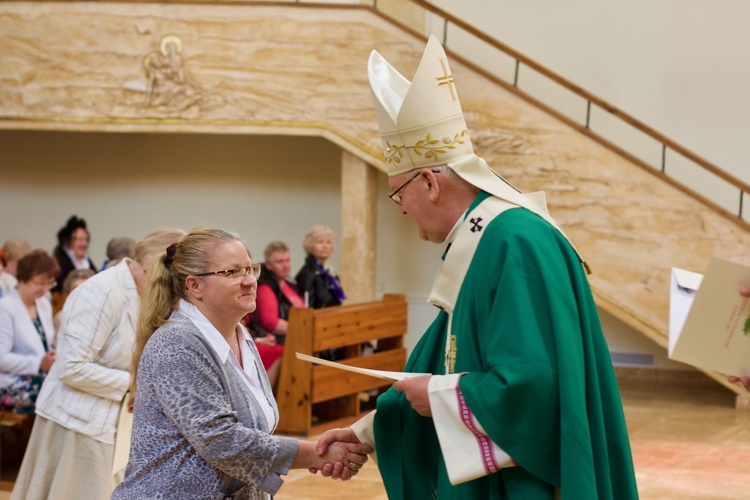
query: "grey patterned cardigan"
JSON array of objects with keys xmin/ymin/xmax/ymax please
[{"xmin": 112, "ymin": 310, "xmax": 299, "ymax": 500}]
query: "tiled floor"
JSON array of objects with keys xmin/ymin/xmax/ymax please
[{"xmin": 2, "ymin": 370, "xmax": 749, "ymax": 499}]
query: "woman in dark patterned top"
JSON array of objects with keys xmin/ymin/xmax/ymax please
[{"xmin": 113, "ymin": 228, "xmax": 370, "ymax": 500}]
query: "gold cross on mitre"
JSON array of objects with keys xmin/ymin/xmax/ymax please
[{"xmin": 436, "ymin": 57, "xmax": 456, "ymax": 101}]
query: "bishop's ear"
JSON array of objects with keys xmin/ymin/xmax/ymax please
[{"xmin": 424, "ymin": 169, "xmax": 441, "ymax": 202}]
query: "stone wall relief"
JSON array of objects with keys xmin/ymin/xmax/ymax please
[{"xmin": 125, "ymin": 34, "xmax": 223, "ymax": 115}]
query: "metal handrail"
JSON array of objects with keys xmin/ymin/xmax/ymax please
[{"xmin": 369, "ymin": 0, "xmax": 749, "ymax": 222}]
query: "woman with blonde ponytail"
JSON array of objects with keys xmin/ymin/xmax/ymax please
[{"xmin": 113, "ymin": 228, "xmax": 371, "ymax": 500}]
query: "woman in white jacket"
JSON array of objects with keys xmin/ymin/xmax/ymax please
[
  {"xmin": 11, "ymin": 228, "xmax": 185, "ymax": 500},
  {"xmin": 0, "ymin": 249, "xmax": 59, "ymax": 413}
]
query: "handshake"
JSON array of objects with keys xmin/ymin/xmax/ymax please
[{"xmin": 305, "ymin": 427, "xmax": 373, "ymax": 481}]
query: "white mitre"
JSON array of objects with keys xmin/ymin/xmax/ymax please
[{"xmin": 367, "ymin": 35, "xmax": 589, "ymax": 271}]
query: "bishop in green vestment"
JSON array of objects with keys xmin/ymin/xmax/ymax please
[
  {"xmin": 315, "ymin": 35, "xmax": 637, "ymax": 500},
  {"xmin": 371, "ymin": 192, "xmax": 638, "ymax": 499}
]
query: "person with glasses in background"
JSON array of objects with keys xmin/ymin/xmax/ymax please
[
  {"xmin": 51, "ymin": 215, "xmax": 98, "ymax": 294},
  {"xmin": 0, "ymin": 249, "xmax": 59, "ymax": 413},
  {"xmin": 113, "ymin": 228, "xmax": 370, "ymax": 500},
  {"xmin": 11, "ymin": 228, "xmax": 186, "ymax": 500}
]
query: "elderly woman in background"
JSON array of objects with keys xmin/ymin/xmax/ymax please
[
  {"xmin": 113, "ymin": 228, "xmax": 369, "ymax": 499},
  {"xmin": 52, "ymin": 215, "xmax": 97, "ymax": 294},
  {"xmin": 103, "ymin": 236, "xmax": 137, "ymax": 270},
  {"xmin": 252, "ymin": 241, "xmax": 305, "ymax": 389},
  {"xmin": 0, "ymin": 249, "xmax": 60, "ymax": 413},
  {"xmin": 0, "ymin": 238, "xmax": 32, "ymax": 297},
  {"xmin": 294, "ymin": 225, "xmax": 346, "ymax": 309},
  {"xmin": 11, "ymin": 228, "xmax": 186, "ymax": 500}
]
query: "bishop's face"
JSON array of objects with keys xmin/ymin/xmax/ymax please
[{"xmin": 389, "ymin": 169, "xmax": 449, "ymax": 244}]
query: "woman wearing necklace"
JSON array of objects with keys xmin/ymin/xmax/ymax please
[
  {"xmin": 113, "ymin": 228, "xmax": 370, "ymax": 499},
  {"xmin": 0, "ymin": 249, "xmax": 59, "ymax": 413}
]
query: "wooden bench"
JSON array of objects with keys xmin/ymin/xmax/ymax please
[
  {"xmin": 275, "ymin": 294, "xmax": 407, "ymax": 436},
  {"xmin": 0, "ymin": 410, "xmax": 34, "ymax": 491}
]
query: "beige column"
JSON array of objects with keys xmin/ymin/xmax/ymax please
[{"xmin": 340, "ymin": 151, "xmax": 378, "ymax": 304}]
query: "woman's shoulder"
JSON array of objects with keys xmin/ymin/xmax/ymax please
[
  {"xmin": 0, "ymin": 291, "xmax": 21, "ymax": 313},
  {"xmin": 148, "ymin": 312, "xmax": 204, "ymax": 350},
  {"xmin": 142, "ymin": 314, "xmax": 219, "ymax": 372}
]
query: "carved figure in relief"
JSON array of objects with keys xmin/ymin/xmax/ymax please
[{"xmin": 143, "ymin": 35, "xmax": 208, "ymax": 111}]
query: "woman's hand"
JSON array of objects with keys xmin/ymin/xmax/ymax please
[
  {"xmin": 39, "ymin": 349, "xmax": 56, "ymax": 372},
  {"xmin": 303, "ymin": 428, "xmax": 373, "ymax": 479},
  {"xmin": 254, "ymin": 334, "xmax": 276, "ymax": 347},
  {"xmin": 316, "ymin": 440, "xmax": 370, "ymax": 480},
  {"xmin": 293, "ymin": 438, "xmax": 370, "ymax": 480}
]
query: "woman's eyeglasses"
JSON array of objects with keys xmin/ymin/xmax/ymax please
[
  {"xmin": 195, "ymin": 265, "xmax": 261, "ymax": 281},
  {"xmin": 31, "ymin": 279, "xmax": 57, "ymax": 289}
]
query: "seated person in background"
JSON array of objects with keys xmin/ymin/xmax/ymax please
[
  {"xmin": 52, "ymin": 268, "xmax": 96, "ymax": 331},
  {"xmin": 52, "ymin": 215, "xmax": 97, "ymax": 294},
  {"xmin": 0, "ymin": 237, "xmax": 32, "ymax": 297},
  {"xmin": 252, "ymin": 241, "xmax": 305, "ymax": 389},
  {"xmin": 102, "ymin": 236, "xmax": 136, "ymax": 269},
  {"xmin": 0, "ymin": 249, "xmax": 60, "ymax": 413},
  {"xmin": 295, "ymin": 224, "xmax": 346, "ymax": 309}
]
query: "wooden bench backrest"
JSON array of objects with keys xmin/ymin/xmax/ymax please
[{"xmin": 275, "ymin": 294, "xmax": 407, "ymax": 436}]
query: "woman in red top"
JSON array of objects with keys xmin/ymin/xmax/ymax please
[{"xmin": 252, "ymin": 241, "xmax": 305, "ymax": 389}]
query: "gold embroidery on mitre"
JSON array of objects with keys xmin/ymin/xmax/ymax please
[
  {"xmin": 384, "ymin": 130, "xmax": 469, "ymax": 165},
  {"xmin": 436, "ymin": 57, "xmax": 456, "ymax": 101}
]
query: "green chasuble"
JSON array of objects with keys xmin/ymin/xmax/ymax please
[{"xmin": 374, "ymin": 191, "xmax": 638, "ymax": 500}]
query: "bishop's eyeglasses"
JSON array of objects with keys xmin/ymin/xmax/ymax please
[
  {"xmin": 195, "ymin": 265, "xmax": 261, "ymax": 281},
  {"xmin": 388, "ymin": 171, "xmax": 421, "ymax": 205}
]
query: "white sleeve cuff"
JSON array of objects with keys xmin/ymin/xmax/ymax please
[
  {"xmin": 351, "ymin": 410, "xmax": 378, "ymax": 464},
  {"xmin": 428, "ymin": 374, "xmax": 514, "ymax": 485}
]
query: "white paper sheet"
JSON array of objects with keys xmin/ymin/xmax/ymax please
[
  {"xmin": 668, "ymin": 267, "xmax": 703, "ymax": 355},
  {"xmin": 295, "ymin": 352, "xmax": 427, "ymax": 381}
]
